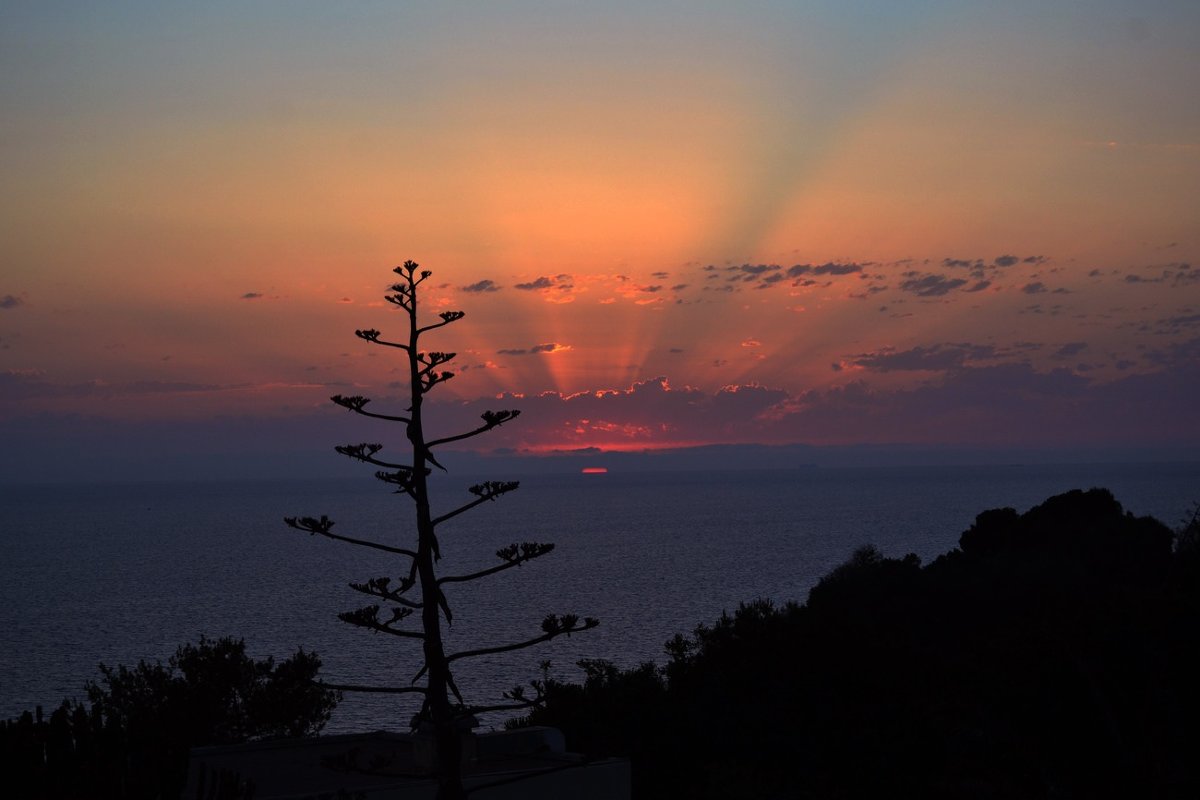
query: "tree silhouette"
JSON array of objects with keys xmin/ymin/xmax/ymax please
[
  {"xmin": 1, "ymin": 637, "xmax": 335, "ymax": 800},
  {"xmin": 286, "ymin": 260, "xmax": 597, "ymax": 800}
]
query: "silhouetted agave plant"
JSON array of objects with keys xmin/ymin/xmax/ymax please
[{"xmin": 284, "ymin": 260, "xmax": 596, "ymax": 800}]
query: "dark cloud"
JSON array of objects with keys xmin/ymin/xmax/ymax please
[
  {"xmin": 424, "ymin": 377, "xmax": 789, "ymax": 451},
  {"xmin": 0, "ymin": 294, "xmax": 24, "ymax": 309},
  {"xmin": 1156, "ymin": 313, "xmax": 1200, "ymax": 334},
  {"xmin": 1052, "ymin": 342, "xmax": 1088, "ymax": 359},
  {"xmin": 1143, "ymin": 336, "xmax": 1200, "ymax": 370},
  {"xmin": 847, "ymin": 285, "xmax": 887, "ymax": 299},
  {"xmin": 1022, "ymin": 282, "xmax": 1047, "ymax": 294},
  {"xmin": 0, "ymin": 371, "xmax": 244, "ymax": 403},
  {"xmin": 241, "ymin": 292, "xmax": 263, "ymax": 300},
  {"xmin": 460, "ymin": 279, "xmax": 500, "ymax": 293},
  {"xmin": 965, "ymin": 280, "xmax": 992, "ymax": 293},
  {"xmin": 651, "ymin": 271, "xmax": 669, "ymax": 279},
  {"xmin": 736, "ymin": 264, "xmax": 780, "ymax": 276},
  {"xmin": 942, "ymin": 258, "xmax": 980, "ymax": 269},
  {"xmin": 1170, "ymin": 263, "xmax": 1199, "ymax": 286},
  {"xmin": 498, "ymin": 342, "xmax": 571, "ymax": 356},
  {"xmin": 670, "ymin": 283, "xmax": 689, "ymax": 291},
  {"xmin": 814, "ymin": 262, "xmax": 863, "ymax": 276},
  {"xmin": 668, "ymin": 348, "xmax": 684, "ymax": 354},
  {"xmin": 898, "ymin": 273, "xmax": 969, "ymax": 297},
  {"xmin": 806, "ymin": 263, "xmax": 864, "ymax": 277},
  {"xmin": 786, "ymin": 262, "xmax": 865, "ymax": 278},
  {"xmin": 413, "ymin": 359, "xmax": 1200, "ymax": 454},
  {"xmin": 993, "ymin": 255, "xmax": 1020, "ymax": 267},
  {"xmin": 848, "ymin": 343, "xmax": 997, "ymax": 372},
  {"xmin": 514, "ymin": 277, "xmax": 555, "ymax": 290}
]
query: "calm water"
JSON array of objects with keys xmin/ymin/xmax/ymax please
[{"xmin": 1, "ymin": 463, "xmax": 1196, "ymax": 732}]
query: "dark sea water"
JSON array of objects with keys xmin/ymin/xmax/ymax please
[{"xmin": 2, "ymin": 463, "xmax": 1197, "ymax": 733}]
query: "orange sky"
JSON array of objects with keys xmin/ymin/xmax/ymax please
[{"xmin": 2, "ymin": 3, "xmax": 1198, "ymax": 474}]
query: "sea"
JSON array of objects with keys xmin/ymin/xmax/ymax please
[{"xmin": 2, "ymin": 462, "xmax": 1197, "ymax": 733}]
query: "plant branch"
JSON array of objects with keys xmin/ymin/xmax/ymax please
[
  {"xmin": 427, "ymin": 409, "xmax": 522, "ymax": 449},
  {"xmin": 417, "ymin": 310, "xmax": 465, "ymax": 334},
  {"xmin": 349, "ymin": 576, "xmax": 423, "ymax": 608},
  {"xmin": 354, "ymin": 329, "xmax": 410, "ymax": 351},
  {"xmin": 284, "ymin": 516, "xmax": 417, "ymax": 559},
  {"xmin": 438, "ymin": 542, "xmax": 554, "ymax": 586},
  {"xmin": 338, "ymin": 605, "xmax": 425, "ymax": 639},
  {"xmin": 431, "ymin": 481, "xmax": 520, "ymax": 527},
  {"xmin": 330, "ymin": 395, "xmax": 412, "ymax": 424},
  {"xmin": 335, "ymin": 443, "xmax": 429, "ymax": 473},
  {"xmin": 317, "ymin": 682, "xmax": 427, "ymax": 695},
  {"xmin": 447, "ymin": 615, "xmax": 599, "ymax": 663}
]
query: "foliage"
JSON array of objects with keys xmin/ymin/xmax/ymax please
[
  {"xmin": 523, "ymin": 488, "xmax": 1200, "ymax": 799},
  {"xmin": 0, "ymin": 636, "xmax": 337, "ymax": 799},
  {"xmin": 286, "ymin": 261, "xmax": 595, "ymax": 799}
]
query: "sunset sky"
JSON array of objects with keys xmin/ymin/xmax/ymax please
[{"xmin": 2, "ymin": 2, "xmax": 1198, "ymax": 479}]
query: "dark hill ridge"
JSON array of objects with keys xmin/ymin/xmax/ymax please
[{"xmin": 524, "ymin": 488, "xmax": 1200, "ymax": 799}]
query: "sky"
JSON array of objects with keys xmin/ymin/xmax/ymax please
[{"xmin": 2, "ymin": 1, "xmax": 1199, "ymax": 479}]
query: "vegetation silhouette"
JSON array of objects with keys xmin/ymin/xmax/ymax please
[
  {"xmin": 520, "ymin": 488, "xmax": 1200, "ymax": 799},
  {"xmin": 285, "ymin": 260, "xmax": 597, "ymax": 800},
  {"xmin": 0, "ymin": 636, "xmax": 335, "ymax": 799}
]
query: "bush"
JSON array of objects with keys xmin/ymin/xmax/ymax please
[
  {"xmin": 1, "ymin": 636, "xmax": 338, "ymax": 800},
  {"xmin": 524, "ymin": 489, "xmax": 1200, "ymax": 799}
]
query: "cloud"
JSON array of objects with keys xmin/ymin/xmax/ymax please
[
  {"xmin": 1143, "ymin": 336, "xmax": 1200, "ymax": 370},
  {"xmin": 0, "ymin": 371, "xmax": 246, "ymax": 403},
  {"xmin": 460, "ymin": 279, "xmax": 501, "ymax": 292},
  {"xmin": 1052, "ymin": 342, "xmax": 1087, "ymax": 359},
  {"xmin": 708, "ymin": 262, "xmax": 867, "ymax": 292},
  {"xmin": 418, "ymin": 360, "xmax": 1200, "ymax": 452},
  {"xmin": 898, "ymin": 273, "xmax": 969, "ymax": 297},
  {"xmin": 1172, "ymin": 264, "xmax": 1199, "ymax": 286},
  {"xmin": 1154, "ymin": 313, "xmax": 1200, "ymax": 335},
  {"xmin": 787, "ymin": 262, "xmax": 865, "ymax": 278},
  {"xmin": 241, "ymin": 292, "xmax": 263, "ymax": 300},
  {"xmin": 0, "ymin": 294, "xmax": 24, "ymax": 309},
  {"xmin": 1022, "ymin": 282, "xmax": 1047, "ymax": 294},
  {"xmin": 847, "ymin": 343, "xmax": 998, "ymax": 372},
  {"xmin": 530, "ymin": 342, "xmax": 572, "ymax": 354},
  {"xmin": 993, "ymin": 255, "xmax": 1020, "ymax": 267},
  {"xmin": 498, "ymin": 342, "xmax": 572, "ymax": 356},
  {"xmin": 513, "ymin": 273, "xmax": 578, "ymax": 302},
  {"xmin": 735, "ymin": 264, "xmax": 780, "ymax": 276},
  {"xmin": 514, "ymin": 276, "xmax": 555, "ymax": 290},
  {"xmin": 426, "ymin": 376, "xmax": 790, "ymax": 450}
]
